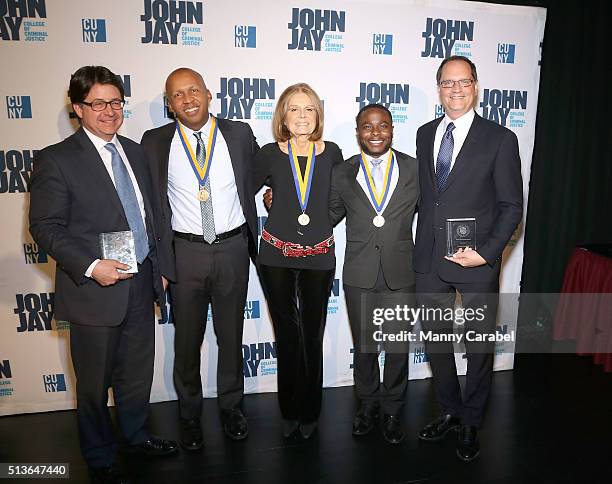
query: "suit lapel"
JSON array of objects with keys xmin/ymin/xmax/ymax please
[
  {"xmin": 120, "ymin": 136, "xmax": 155, "ymax": 232},
  {"xmin": 157, "ymin": 122, "xmax": 175, "ymax": 193},
  {"xmin": 384, "ymin": 150, "xmax": 410, "ymax": 211},
  {"xmin": 426, "ymin": 117, "xmax": 443, "ymax": 195},
  {"xmin": 217, "ymin": 118, "xmax": 244, "ymax": 191},
  {"xmin": 347, "ymin": 155, "xmax": 376, "ymax": 213}
]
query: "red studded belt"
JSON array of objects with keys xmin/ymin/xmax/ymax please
[{"xmin": 261, "ymin": 229, "xmax": 334, "ymax": 258}]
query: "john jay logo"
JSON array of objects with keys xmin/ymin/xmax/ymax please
[
  {"xmin": 288, "ymin": 7, "xmax": 345, "ymax": 52},
  {"xmin": 140, "ymin": 0, "xmax": 203, "ymax": 46},
  {"xmin": 0, "ymin": 0, "xmax": 47, "ymax": 42},
  {"xmin": 243, "ymin": 341, "xmax": 277, "ymax": 377},
  {"xmin": 14, "ymin": 292, "xmax": 54, "ymax": 332},
  {"xmin": 6, "ymin": 96, "xmax": 32, "ymax": 118},
  {"xmin": 235, "ymin": 25, "xmax": 255, "ymax": 48},
  {"xmin": 0, "ymin": 360, "xmax": 13, "ymax": 397},
  {"xmin": 1, "ymin": 149, "xmax": 35, "ymax": 193},
  {"xmin": 327, "ymin": 278, "xmax": 340, "ymax": 315},
  {"xmin": 43, "ymin": 373, "xmax": 66, "ymax": 392},
  {"xmin": 356, "ymin": 82, "xmax": 410, "ymax": 123},
  {"xmin": 480, "ymin": 88, "xmax": 527, "ymax": 128},
  {"xmin": 497, "ymin": 43, "xmax": 515, "ymax": 64},
  {"xmin": 82, "ymin": 18, "xmax": 106, "ymax": 42},
  {"xmin": 421, "ymin": 17, "xmax": 474, "ymax": 58},
  {"xmin": 372, "ymin": 34, "xmax": 392, "ymax": 55},
  {"xmin": 216, "ymin": 77, "xmax": 275, "ymax": 120},
  {"xmin": 24, "ymin": 242, "xmax": 47, "ymax": 264}
]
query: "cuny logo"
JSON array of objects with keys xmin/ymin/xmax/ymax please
[
  {"xmin": 372, "ymin": 34, "xmax": 392, "ymax": 55},
  {"xmin": 244, "ymin": 300, "xmax": 260, "ymax": 320},
  {"xmin": 434, "ymin": 104, "xmax": 444, "ymax": 119},
  {"xmin": 243, "ymin": 341, "xmax": 277, "ymax": 377},
  {"xmin": 327, "ymin": 278, "xmax": 340, "ymax": 315},
  {"xmin": 356, "ymin": 83, "xmax": 410, "ymax": 124},
  {"xmin": 0, "ymin": 359, "xmax": 14, "ymax": 397},
  {"xmin": 82, "ymin": 18, "xmax": 106, "ymax": 42},
  {"xmin": 288, "ymin": 7, "xmax": 345, "ymax": 52},
  {"xmin": 140, "ymin": 0, "xmax": 203, "ymax": 45},
  {"xmin": 480, "ymin": 88, "xmax": 527, "ymax": 128},
  {"xmin": 43, "ymin": 373, "xmax": 66, "ymax": 392},
  {"xmin": 413, "ymin": 345, "xmax": 429, "ymax": 364},
  {"xmin": 216, "ymin": 77, "xmax": 275, "ymax": 120},
  {"xmin": 24, "ymin": 242, "xmax": 47, "ymax": 264},
  {"xmin": 0, "ymin": 0, "xmax": 47, "ymax": 41},
  {"xmin": 6, "ymin": 96, "xmax": 32, "ymax": 119},
  {"xmin": 235, "ymin": 25, "xmax": 255, "ymax": 48},
  {"xmin": 14, "ymin": 292, "xmax": 54, "ymax": 332},
  {"xmin": 421, "ymin": 17, "xmax": 474, "ymax": 58},
  {"xmin": 1, "ymin": 149, "xmax": 35, "ymax": 194},
  {"xmin": 497, "ymin": 43, "xmax": 515, "ymax": 64}
]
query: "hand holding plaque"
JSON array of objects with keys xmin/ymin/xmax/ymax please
[
  {"xmin": 99, "ymin": 230, "xmax": 138, "ymax": 273},
  {"xmin": 446, "ymin": 218, "xmax": 476, "ymax": 257}
]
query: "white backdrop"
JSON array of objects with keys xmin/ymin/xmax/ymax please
[{"xmin": 0, "ymin": 0, "xmax": 546, "ymax": 415}]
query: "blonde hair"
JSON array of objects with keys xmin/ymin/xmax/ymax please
[{"xmin": 272, "ymin": 83, "xmax": 324, "ymax": 142}]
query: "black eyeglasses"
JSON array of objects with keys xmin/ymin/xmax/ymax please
[
  {"xmin": 439, "ymin": 79, "xmax": 475, "ymax": 89},
  {"xmin": 81, "ymin": 99, "xmax": 125, "ymax": 111}
]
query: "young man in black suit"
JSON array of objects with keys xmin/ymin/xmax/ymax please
[
  {"xmin": 414, "ymin": 56, "xmax": 523, "ymax": 461},
  {"xmin": 29, "ymin": 66, "xmax": 177, "ymax": 484},
  {"xmin": 141, "ymin": 68, "xmax": 258, "ymax": 449}
]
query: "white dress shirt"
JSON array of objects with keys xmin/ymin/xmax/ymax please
[
  {"xmin": 433, "ymin": 109, "xmax": 475, "ymax": 173},
  {"xmin": 356, "ymin": 148, "xmax": 399, "ymax": 214},
  {"xmin": 168, "ymin": 116, "xmax": 245, "ymax": 235},
  {"xmin": 82, "ymin": 126, "xmax": 147, "ymax": 277}
]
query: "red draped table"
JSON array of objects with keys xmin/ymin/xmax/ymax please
[{"xmin": 553, "ymin": 246, "xmax": 612, "ymax": 372}]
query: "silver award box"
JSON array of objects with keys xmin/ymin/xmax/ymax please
[
  {"xmin": 99, "ymin": 230, "xmax": 138, "ymax": 273},
  {"xmin": 446, "ymin": 218, "xmax": 476, "ymax": 256}
]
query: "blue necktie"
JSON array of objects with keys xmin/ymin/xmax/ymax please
[
  {"xmin": 194, "ymin": 132, "xmax": 217, "ymax": 244},
  {"xmin": 435, "ymin": 122, "xmax": 455, "ymax": 192},
  {"xmin": 105, "ymin": 143, "xmax": 149, "ymax": 263}
]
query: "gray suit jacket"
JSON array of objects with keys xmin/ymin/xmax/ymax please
[{"xmin": 329, "ymin": 150, "xmax": 419, "ymax": 289}]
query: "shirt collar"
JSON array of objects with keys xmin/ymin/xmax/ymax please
[
  {"xmin": 179, "ymin": 115, "xmax": 212, "ymax": 139},
  {"xmin": 363, "ymin": 148, "xmax": 392, "ymax": 165},
  {"xmin": 444, "ymin": 109, "xmax": 474, "ymax": 131},
  {"xmin": 82, "ymin": 126, "xmax": 119, "ymax": 152}
]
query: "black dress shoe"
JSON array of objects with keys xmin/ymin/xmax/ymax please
[
  {"xmin": 382, "ymin": 414, "xmax": 404, "ymax": 444},
  {"xmin": 457, "ymin": 425, "xmax": 480, "ymax": 462},
  {"xmin": 352, "ymin": 403, "xmax": 380, "ymax": 436},
  {"xmin": 123, "ymin": 436, "xmax": 178, "ymax": 457},
  {"xmin": 180, "ymin": 418, "xmax": 203, "ymax": 451},
  {"xmin": 282, "ymin": 419, "xmax": 299, "ymax": 438},
  {"xmin": 89, "ymin": 465, "xmax": 131, "ymax": 484},
  {"xmin": 221, "ymin": 408, "xmax": 249, "ymax": 440},
  {"xmin": 299, "ymin": 421, "xmax": 318, "ymax": 440},
  {"xmin": 418, "ymin": 414, "xmax": 461, "ymax": 441}
]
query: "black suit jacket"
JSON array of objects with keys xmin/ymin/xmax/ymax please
[
  {"xmin": 29, "ymin": 128, "xmax": 166, "ymax": 326},
  {"xmin": 329, "ymin": 150, "xmax": 419, "ymax": 290},
  {"xmin": 413, "ymin": 112, "xmax": 523, "ymax": 283},
  {"xmin": 140, "ymin": 118, "xmax": 259, "ymax": 274}
]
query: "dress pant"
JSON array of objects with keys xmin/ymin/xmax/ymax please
[
  {"xmin": 344, "ymin": 265, "xmax": 414, "ymax": 415},
  {"xmin": 416, "ymin": 268, "xmax": 499, "ymax": 427},
  {"xmin": 259, "ymin": 264, "xmax": 334, "ymax": 424},
  {"xmin": 171, "ymin": 230, "xmax": 249, "ymax": 420},
  {"xmin": 70, "ymin": 257, "xmax": 154, "ymax": 469}
]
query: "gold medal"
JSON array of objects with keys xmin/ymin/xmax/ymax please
[
  {"xmin": 298, "ymin": 213, "xmax": 310, "ymax": 226},
  {"xmin": 373, "ymin": 215, "xmax": 385, "ymax": 227},
  {"xmin": 197, "ymin": 188, "xmax": 209, "ymax": 202}
]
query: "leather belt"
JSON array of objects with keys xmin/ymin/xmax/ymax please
[
  {"xmin": 262, "ymin": 228, "xmax": 334, "ymax": 258},
  {"xmin": 173, "ymin": 224, "xmax": 245, "ymax": 244}
]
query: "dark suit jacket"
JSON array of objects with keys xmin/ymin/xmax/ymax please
[
  {"xmin": 413, "ymin": 112, "xmax": 523, "ymax": 284},
  {"xmin": 140, "ymin": 118, "xmax": 259, "ymax": 273},
  {"xmin": 329, "ymin": 150, "xmax": 419, "ymax": 290},
  {"xmin": 29, "ymin": 128, "xmax": 166, "ymax": 326}
]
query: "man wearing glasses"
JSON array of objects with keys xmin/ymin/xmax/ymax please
[
  {"xmin": 29, "ymin": 66, "xmax": 176, "ymax": 484},
  {"xmin": 413, "ymin": 56, "xmax": 522, "ymax": 461}
]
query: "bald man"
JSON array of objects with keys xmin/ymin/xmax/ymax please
[{"xmin": 141, "ymin": 68, "xmax": 259, "ymax": 449}]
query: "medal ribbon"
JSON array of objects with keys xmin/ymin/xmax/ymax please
[
  {"xmin": 359, "ymin": 149, "xmax": 394, "ymax": 213},
  {"xmin": 288, "ymin": 140, "xmax": 316, "ymax": 213},
  {"xmin": 176, "ymin": 117, "xmax": 218, "ymax": 188}
]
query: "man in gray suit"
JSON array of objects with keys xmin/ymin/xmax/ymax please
[{"xmin": 329, "ymin": 104, "xmax": 419, "ymax": 444}]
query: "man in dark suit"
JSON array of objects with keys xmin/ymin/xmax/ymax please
[
  {"xmin": 141, "ymin": 68, "xmax": 258, "ymax": 449},
  {"xmin": 329, "ymin": 104, "xmax": 419, "ymax": 444},
  {"xmin": 414, "ymin": 56, "xmax": 523, "ymax": 461},
  {"xmin": 29, "ymin": 66, "xmax": 177, "ymax": 484}
]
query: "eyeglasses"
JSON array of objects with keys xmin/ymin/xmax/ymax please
[
  {"xmin": 81, "ymin": 99, "xmax": 125, "ymax": 111},
  {"xmin": 439, "ymin": 79, "xmax": 474, "ymax": 89}
]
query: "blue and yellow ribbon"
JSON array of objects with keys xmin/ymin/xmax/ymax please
[
  {"xmin": 359, "ymin": 149, "xmax": 394, "ymax": 213},
  {"xmin": 288, "ymin": 140, "xmax": 316, "ymax": 212},
  {"xmin": 176, "ymin": 117, "xmax": 218, "ymax": 188}
]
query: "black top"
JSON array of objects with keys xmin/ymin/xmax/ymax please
[{"xmin": 253, "ymin": 141, "xmax": 343, "ymax": 269}]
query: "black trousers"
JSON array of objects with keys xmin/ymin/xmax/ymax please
[
  {"xmin": 416, "ymin": 269, "xmax": 499, "ymax": 427},
  {"xmin": 344, "ymin": 266, "xmax": 414, "ymax": 415},
  {"xmin": 171, "ymin": 231, "xmax": 249, "ymax": 420},
  {"xmin": 70, "ymin": 257, "xmax": 154, "ymax": 469},
  {"xmin": 259, "ymin": 264, "xmax": 334, "ymax": 424}
]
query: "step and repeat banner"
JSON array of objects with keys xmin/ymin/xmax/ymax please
[{"xmin": 0, "ymin": 0, "xmax": 546, "ymax": 415}]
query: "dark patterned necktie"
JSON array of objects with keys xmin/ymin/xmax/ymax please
[
  {"xmin": 435, "ymin": 122, "xmax": 455, "ymax": 192},
  {"xmin": 194, "ymin": 132, "xmax": 216, "ymax": 243}
]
